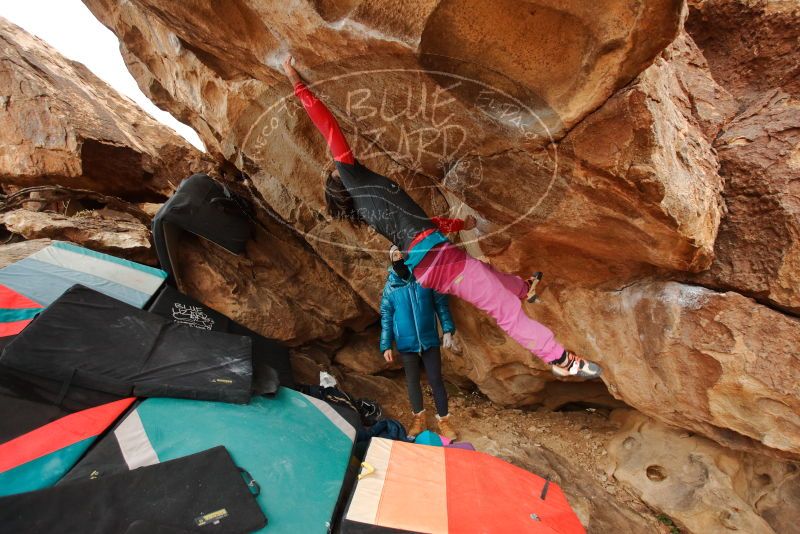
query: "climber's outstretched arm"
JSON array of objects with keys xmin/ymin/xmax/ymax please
[{"xmin": 282, "ymin": 55, "xmax": 354, "ymax": 164}]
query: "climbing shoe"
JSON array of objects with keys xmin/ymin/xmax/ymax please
[
  {"xmin": 408, "ymin": 410, "xmax": 426, "ymax": 438},
  {"xmin": 551, "ymin": 351, "xmax": 603, "ymax": 379},
  {"xmin": 526, "ymin": 272, "xmax": 543, "ymax": 303},
  {"xmin": 436, "ymin": 414, "xmax": 458, "ymax": 441}
]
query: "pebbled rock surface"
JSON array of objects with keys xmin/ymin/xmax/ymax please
[
  {"xmin": 606, "ymin": 410, "xmax": 800, "ymax": 534},
  {"xmin": 542, "ymin": 281, "xmax": 800, "ymax": 459},
  {"xmin": 686, "ymin": 1, "xmax": 800, "ymax": 312}
]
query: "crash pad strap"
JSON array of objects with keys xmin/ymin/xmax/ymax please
[{"xmin": 55, "ymin": 368, "xmax": 77, "ymax": 406}]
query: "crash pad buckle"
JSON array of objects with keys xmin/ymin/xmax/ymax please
[{"xmin": 358, "ymin": 462, "xmax": 375, "ymax": 480}]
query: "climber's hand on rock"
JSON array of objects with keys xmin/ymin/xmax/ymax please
[
  {"xmin": 282, "ymin": 54, "xmax": 301, "ymax": 84},
  {"xmin": 462, "ymin": 215, "xmax": 477, "ymax": 231},
  {"xmin": 383, "ymin": 349, "xmax": 393, "ymax": 362}
]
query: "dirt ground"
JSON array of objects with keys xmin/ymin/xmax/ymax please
[
  {"xmin": 373, "ymin": 378, "xmax": 676, "ymax": 533},
  {"xmin": 295, "ymin": 348, "xmax": 678, "ymax": 532}
]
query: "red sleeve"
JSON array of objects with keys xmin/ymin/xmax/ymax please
[
  {"xmin": 293, "ymin": 82, "xmax": 354, "ymax": 164},
  {"xmin": 430, "ymin": 217, "xmax": 465, "ymax": 234}
]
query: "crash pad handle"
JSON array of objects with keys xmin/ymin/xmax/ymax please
[
  {"xmin": 239, "ymin": 467, "xmax": 261, "ymax": 496},
  {"xmin": 540, "ymin": 477, "xmax": 550, "ymax": 500},
  {"xmin": 358, "ymin": 462, "xmax": 375, "ymax": 480}
]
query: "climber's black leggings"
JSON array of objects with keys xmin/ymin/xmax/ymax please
[{"xmin": 400, "ymin": 347, "xmax": 448, "ymax": 417}]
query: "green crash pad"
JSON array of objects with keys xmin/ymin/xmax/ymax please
[{"xmin": 61, "ymin": 388, "xmax": 356, "ymax": 533}]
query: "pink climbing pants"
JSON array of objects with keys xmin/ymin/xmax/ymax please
[{"xmin": 414, "ymin": 243, "xmax": 564, "ymax": 363}]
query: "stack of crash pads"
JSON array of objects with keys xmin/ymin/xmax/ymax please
[
  {"xmin": 342, "ymin": 438, "xmax": 586, "ymax": 534},
  {"xmin": 0, "ymin": 201, "xmax": 355, "ymax": 532},
  {"xmin": 148, "ymin": 285, "xmax": 293, "ymax": 389},
  {"xmin": 0, "ymin": 242, "xmax": 167, "ymax": 443},
  {"xmin": 57, "ymin": 388, "xmax": 355, "ymax": 533},
  {"xmin": 0, "ymin": 240, "xmax": 166, "ymax": 309},
  {"xmin": 0, "ymin": 285, "xmax": 255, "ymax": 404},
  {"xmin": 149, "ymin": 174, "xmax": 293, "ymax": 390}
]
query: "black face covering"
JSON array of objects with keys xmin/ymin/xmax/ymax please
[{"xmin": 392, "ymin": 259, "xmax": 410, "ymax": 280}]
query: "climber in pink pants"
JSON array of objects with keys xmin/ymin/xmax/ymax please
[
  {"xmin": 414, "ymin": 242, "xmax": 564, "ymax": 362},
  {"xmin": 282, "ymin": 55, "xmax": 601, "ymax": 378}
]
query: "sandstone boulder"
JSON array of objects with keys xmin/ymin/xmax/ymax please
[
  {"xmin": 1, "ymin": 208, "xmax": 154, "ymax": 263},
  {"xmin": 442, "ymin": 31, "xmax": 739, "ymax": 407},
  {"xmin": 544, "ymin": 30, "xmax": 735, "ymax": 278},
  {"xmin": 606, "ymin": 410, "xmax": 800, "ymax": 534},
  {"xmin": 0, "ymin": 16, "xmax": 211, "ymax": 200},
  {"xmin": 80, "ymin": 0, "xmax": 800, "ymax": 463},
  {"xmin": 333, "ymin": 325, "xmax": 402, "ymax": 375},
  {"xmin": 687, "ymin": 0, "xmax": 800, "ymax": 102},
  {"xmin": 81, "ymin": 0, "xmax": 709, "ymax": 295},
  {"xmin": 693, "ymin": 90, "xmax": 800, "ymax": 312},
  {"xmin": 683, "ymin": 1, "xmax": 800, "ymax": 313},
  {"xmin": 173, "ymin": 220, "xmax": 375, "ymax": 346},
  {"xmin": 546, "ymin": 282, "xmax": 800, "ymax": 459}
]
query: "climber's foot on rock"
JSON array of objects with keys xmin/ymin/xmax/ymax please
[
  {"xmin": 551, "ymin": 351, "xmax": 602, "ymax": 379},
  {"xmin": 526, "ymin": 271, "xmax": 543, "ymax": 303}
]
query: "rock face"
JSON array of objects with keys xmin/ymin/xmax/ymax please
[
  {"xmin": 79, "ymin": 0, "xmax": 800, "ymax": 465},
  {"xmin": 606, "ymin": 410, "xmax": 800, "ymax": 534},
  {"xmin": 333, "ymin": 326, "xmax": 400, "ymax": 375},
  {"xmin": 174, "ymin": 223, "xmax": 375, "ymax": 345},
  {"xmin": 537, "ymin": 30, "xmax": 733, "ymax": 278},
  {"xmin": 0, "ymin": 17, "xmax": 210, "ymax": 200},
  {"xmin": 80, "ymin": 0, "xmax": 698, "ymax": 299},
  {"xmin": 685, "ymin": 0, "xmax": 800, "ymax": 313},
  {"xmin": 686, "ymin": 0, "xmax": 800, "ymax": 103},
  {"xmin": 0, "ymin": 18, "xmax": 374, "ymax": 346},
  {"xmin": 695, "ymin": 90, "xmax": 800, "ymax": 312},
  {"xmin": 1, "ymin": 208, "xmax": 154, "ymax": 264},
  {"xmin": 539, "ymin": 281, "xmax": 800, "ymax": 459}
]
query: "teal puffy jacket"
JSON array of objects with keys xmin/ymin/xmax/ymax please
[{"xmin": 379, "ymin": 268, "xmax": 455, "ymax": 353}]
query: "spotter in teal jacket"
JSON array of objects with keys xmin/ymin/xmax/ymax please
[{"xmin": 379, "ymin": 268, "xmax": 455, "ymax": 353}]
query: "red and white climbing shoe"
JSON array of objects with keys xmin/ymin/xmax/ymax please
[
  {"xmin": 526, "ymin": 272, "xmax": 543, "ymax": 303},
  {"xmin": 551, "ymin": 351, "xmax": 603, "ymax": 379}
]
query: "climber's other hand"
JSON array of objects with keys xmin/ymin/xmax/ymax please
[
  {"xmin": 383, "ymin": 349, "xmax": 393, "ymax": 362},
  {"xmin": 462, "ymin": 215, "xmax": 477, "ymax": 231},
  {"xmin": 282, "ymin": 54, "xmax": 300, "ymax": 84},
  {"xmin": 443, "ymin": 332, "xmax": 462, "ymax": 354}
]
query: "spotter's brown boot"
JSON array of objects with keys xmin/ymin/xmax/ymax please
[
  {"xmin": 436, "ymin": 414, "xmax": 458, "ymax": 441},
  {"xmin": 408, "ymin": 410, "xmax": 426, "ymax": 438}
]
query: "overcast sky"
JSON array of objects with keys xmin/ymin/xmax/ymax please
[{"xmin": 0, "ymin": 1, "xmax": 205, "ymax": 151}]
